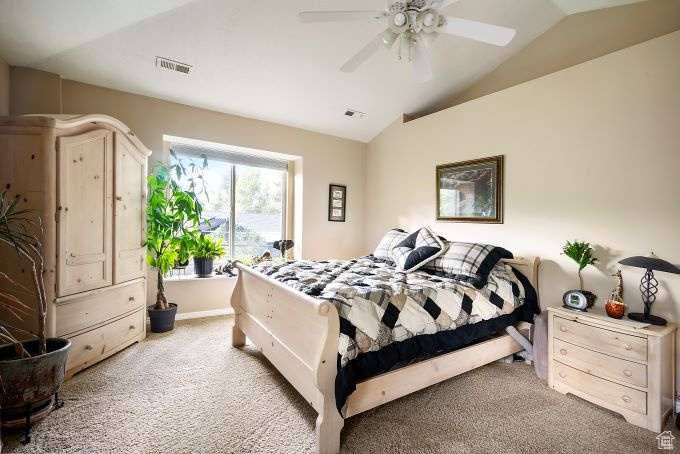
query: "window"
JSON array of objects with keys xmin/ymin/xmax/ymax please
[{"xmin": 170, "ymin": 143, "xmax": 288, "ymax": 261}]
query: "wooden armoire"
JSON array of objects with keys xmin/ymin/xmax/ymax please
[{"xmin": 0, "ymin": 115, "xmax": 150, "ymax": 378}]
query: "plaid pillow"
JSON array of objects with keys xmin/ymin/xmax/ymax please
[
  {"xmin": 423, "ymin": 241, "xmax": 513, "ymax": 288},
  {"xmin": 373, "ymin": 229, "xmax": 408, "ymax": 262},
  {"xmin": 391, "ymin": 227, "xmax": 445, "ymax": 272}
]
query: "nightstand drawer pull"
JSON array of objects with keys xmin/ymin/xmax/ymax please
[
  {"xmin": 560, "ymin": 326, "xmax": 567, "ymax": 332},
  {"xmin": 622, "ymin": 395, "xmax": 631, "ymax": 403},
  {"xmin": 85, "ymin": 344, "xmax": 94, "ymax": 350},
  {"xmin": 623, "ymin": 344, "xmax": 632, "ymax": 351},
  {"xmin": 623, "ymin": 369, "xmax": 632, "ymax": 377},
  {"xmin": 558, "ymin": 371, "xmax": 567, "ymax": 378},
  {"xmin": 129, "ymin": 325, "xmax": 136, "ymax": 330},
  {"xmin": 559, "ymin": 348, "xmax": 567, "ymax": 355}
]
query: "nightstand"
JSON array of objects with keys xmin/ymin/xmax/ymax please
[{"xmin": 547, "ymin": 306, "xmax": 676, "ymax": 432}]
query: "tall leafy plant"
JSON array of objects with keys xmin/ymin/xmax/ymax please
[
  {"xmin": 0, "ymin": 192, "xmax": 47, "ymax": 354},
  {"xmin": 146, "ymin": 151, "xmax": 208, "ymax": 310},
  {"xmin": 562, "ymin": 240, "xmax": 598, "ymax": 291}
]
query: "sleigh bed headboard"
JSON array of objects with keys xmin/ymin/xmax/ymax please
[{"xmin": 501, "ymin": 256, "xmax": 541, "ymax": 303}]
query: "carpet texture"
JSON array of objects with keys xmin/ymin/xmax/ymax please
[{"xmin": 2, "ymin": 316, "xmax": 676, "ymax": 453}]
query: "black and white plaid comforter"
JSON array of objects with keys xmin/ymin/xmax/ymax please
[{"xmin": 251, "ymin": 256, "xmax": 539, "ymax": 414}]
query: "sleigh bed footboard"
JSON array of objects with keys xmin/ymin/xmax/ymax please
[{"xmin": 231, "ymin": 262, "xmax": 343, "ymax": 453}]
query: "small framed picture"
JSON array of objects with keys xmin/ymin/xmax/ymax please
[{"xmin": 328, "ymin": 184, "xmax": 346, "ymax": 222}]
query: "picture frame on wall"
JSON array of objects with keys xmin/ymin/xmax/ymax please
[
  {"xmin": 328, "ymin": 184, "xmax": 346, "ymax": 222},
  {"xmin": 436, "ymin": 155, "xmax": 503, "ymax": 223}
]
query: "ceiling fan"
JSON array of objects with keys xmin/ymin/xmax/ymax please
[{"xmin": 300, "ymin": 0, "xmax": 517, "ymax": 83}]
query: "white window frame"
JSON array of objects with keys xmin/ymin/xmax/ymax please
[{"xmin": 169, "ymin": 143, "xmax": 288, "ymax": 260}]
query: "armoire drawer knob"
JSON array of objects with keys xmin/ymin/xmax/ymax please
[
  {"xmin": 558, "ymin": 371, "xmax": 567, "ymax": 378},
  {"xmin": 622, "ymin": 395, "xmax": 631, "ymax": 403},
  {"xmin": 559, "ymin": 326, "xmax": 567, "ymax": 332},
  {"xmin": 559, "ymin": 349, "xmax": 567, "ymax": 355},
  {"xmin": 129, "ymin": 325, "xmax": 136, "ymax": 330},
  {"xmin": 623, "ymin": 344, "xmax": 632, "ymax": 351},
  {"xmin": 116, "ymin": 196, "xmax": 123, "ymax": 201},
  {"xmin": 623, "ymin": 369, "xmax": 632, "ymax": 377},
  {"xmin": 129, "ymin": 296, "xmax": 135, "ymax": 301},
  {"xmin": 85, "ymin": 344, "xmax": 94, "ymax": 350}
]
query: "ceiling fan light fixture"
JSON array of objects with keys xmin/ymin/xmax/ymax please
[
  {"xmin": 417, "ymin": 9, "xmax": 439, "ymax": 33},
  {"xmin": 389, "ymin": 11, "xmax": 409, "ymax": 33},
  {"xmin": 381, "ymin": 29, "xmax": 399, "ymax": 49},
  {"xmin": 418, "ymin": 30, "xmax": 438, "ymax": 48}
]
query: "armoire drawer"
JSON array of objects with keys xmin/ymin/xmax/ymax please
[
  {"xmin": 55, "ymin": 279, "xmax": 145, "ymax": 336},
  {"xmin": 553, "ymin": 362, "xmax": 647, "ymax": 415},
  {"xmin": 66, "ymin": 309, "xmax": 144, "ymax": 372},
  {"xmin": 553, "ymin": 338, "xmax": 647, "ymax": 387},
  {"xmin": 553, "ymin": 316, "xmax": 647, "ymax": 362}
]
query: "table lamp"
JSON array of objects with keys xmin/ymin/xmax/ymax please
[{"xmin": 619, "ymin": 253, "xmax": 680, "ymax": 326}]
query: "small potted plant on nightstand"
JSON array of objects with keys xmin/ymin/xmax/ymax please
[
  {"xmin": 562, "ymin": 240, "xmax": 598, "ymax": 309},
  {"xmin": 192, "ymin": 234, "xmax": 225, "ymax": 278}
]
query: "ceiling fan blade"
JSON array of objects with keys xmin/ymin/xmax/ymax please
[
  {"xmin": 439, "ymin": 16, "xmax": 516, "ymax": 46},
  {"xmin": 412, "ymin": 39, "xmax": 433, "ymax": 83},
  {"xmin": 300, "ymin": 11, "xmax": 385, "ymax": 23},
  {"xmin": 340, "ymin": 32, "xmax": 386, "ymax": 73}
]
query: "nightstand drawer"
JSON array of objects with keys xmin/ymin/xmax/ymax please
[
  {"xmin": 553, "ymin": 362, "xmax": 647, "ymax": 415},
  {"xmin": 553, "ymin": 338, "xmax": 647, "ymax": 387},
  {"xmin": 553, "ymin": 316, "xmax": 647, "ymax": 362}
]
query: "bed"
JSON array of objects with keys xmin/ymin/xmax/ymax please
[{"xmin": 230, "ymin": 251, "xmax": 540, "ymax": 454}]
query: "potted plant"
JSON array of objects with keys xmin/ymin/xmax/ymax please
[
  {"xmin": 562, "ymin": 240, "xmax": 599, "ymax": 308},
  {"xmin": 146, "ymin": 153, "xmax": 207, "ymax": 333},
  {"xmin": 192, "ymin": 234, "xmax": 225, "ymax": 278},
  {"xmin": 0, "ymin": 192, "xmax": 70, "ymax": 441}
]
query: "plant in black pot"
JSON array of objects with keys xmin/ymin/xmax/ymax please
[
  {"xmin": 0, "ymin": 192, "xmax": 71, "ymax": 443},
  {"xmin": 192, "ymin": 234, "xmax": 225, "ymax": 278},
  {"xmin": 146, "ymin": 153, "xmax": 207, "ymax": 333},
  {"xmin": 562, "ymin": 240, "xmax": 599, "ymax": 308}
]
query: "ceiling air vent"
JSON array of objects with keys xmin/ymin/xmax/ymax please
[
  {"xmin": 344, "ymin": 109, "xmax": 365, "ymax": 118},
  {"xmin": 156, "ymin": 56, "xmax": 192, "ymax": 74}
]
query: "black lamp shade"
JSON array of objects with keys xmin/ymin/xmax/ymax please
[{"xmin": 619, "ymin": 254, "xmax": 680, "ymax": 274}]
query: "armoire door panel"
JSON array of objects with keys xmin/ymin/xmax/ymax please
[
  {"xmin": 57, "ymin": 129, "xmax": 113, "ymax": 296},
  {"xmin": 113, "ymin": 133, "xmax": 147, "ymax": 283}
]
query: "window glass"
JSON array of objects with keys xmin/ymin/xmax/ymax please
[{"xmin": 170, "ymin": 149, "xmax": 286, "ymax": 262}]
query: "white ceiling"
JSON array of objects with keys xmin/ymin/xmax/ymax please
[{"xmin": 0, "ymin": 0, "xmax": 643, "ymax": 142}]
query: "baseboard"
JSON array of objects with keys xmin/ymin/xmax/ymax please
[
  {"xmin": 175, "ymin": 308, "xmax": 234, "ymax": 320},
  {"xmin": 146, "ymin": 307, "xmax": 234, "ymax": 324}
]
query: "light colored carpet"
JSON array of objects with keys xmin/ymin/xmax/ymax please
[{"xmin": 2, "ymin": 316, "xmax": 676, "ymax": 453}]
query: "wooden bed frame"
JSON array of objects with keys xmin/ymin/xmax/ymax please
[{"xmin": 230, "ymin": 257, "xmax": 540, "ymax": 453}]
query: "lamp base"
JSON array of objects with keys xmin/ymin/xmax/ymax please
[{"xmin": 628, "ymin": 312, "xmax": 667, "ymax": 326}]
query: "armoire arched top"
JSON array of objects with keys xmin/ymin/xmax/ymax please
[{"xmin": 0, "ymin": 114, "xmax": 152, "ymax": 158}]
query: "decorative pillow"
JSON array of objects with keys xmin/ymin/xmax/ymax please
[
  {"xmin": 423, "ymin": 241, "xmax": 513, "ymax": 288},
  {"xmin": 391, "ymin": 227, "xmax": 445, "ymax": 272},
  {"xmin": 373, "ymin": 229, "xmax": 409, "ymax": 262}
]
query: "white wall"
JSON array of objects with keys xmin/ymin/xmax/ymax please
[{"xmin": 366, "ymin": 31, "xmax": 680, "ymax": 385}]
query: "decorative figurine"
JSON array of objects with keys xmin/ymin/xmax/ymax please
[{"xmin": 605, "ymin": 269, "xmax": 625, "ymax": 319}]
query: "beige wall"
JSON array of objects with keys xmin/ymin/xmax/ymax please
[
  {"xmin": 366, "ymin": 31, "xmax": 680, "ymax": 386},
  {"xmin": 8, "ymin": 70, "xmax": 367, "ymax": 311},
  {"xmin": 9, "ymin": 66, "xmax": 61, "ymax": 115},
  {"xmin": 432, "ymin": 0, "xmax": 680, "ymax": 112},
  {"xmin": 0, "ymin": 56, "xmax": 8, "ymax": 115}
]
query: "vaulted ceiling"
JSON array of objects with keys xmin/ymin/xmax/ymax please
[{"xmin": 0, "ymin": 0, "xmax": 645, "ymax": 142}]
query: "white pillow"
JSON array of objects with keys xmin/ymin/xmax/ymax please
[{"xmin": 373, "ymin": 229, "xmax": 409, "ymax": 262}]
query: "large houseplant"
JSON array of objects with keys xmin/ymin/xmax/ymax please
[
  {"xmin": 0, "ymin": 192, "xmax": 70, "ymax": 439},
  {"xmin": 562, "ymin": 240, "xmax": 599, "ymax": 307},
  {"xmin": 192, "ymin": 234, "xmax": 225, "ymax": 278},
  {"xmin": 146, "ymin": 152, "xmax": 208, "ymax": 332}
]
